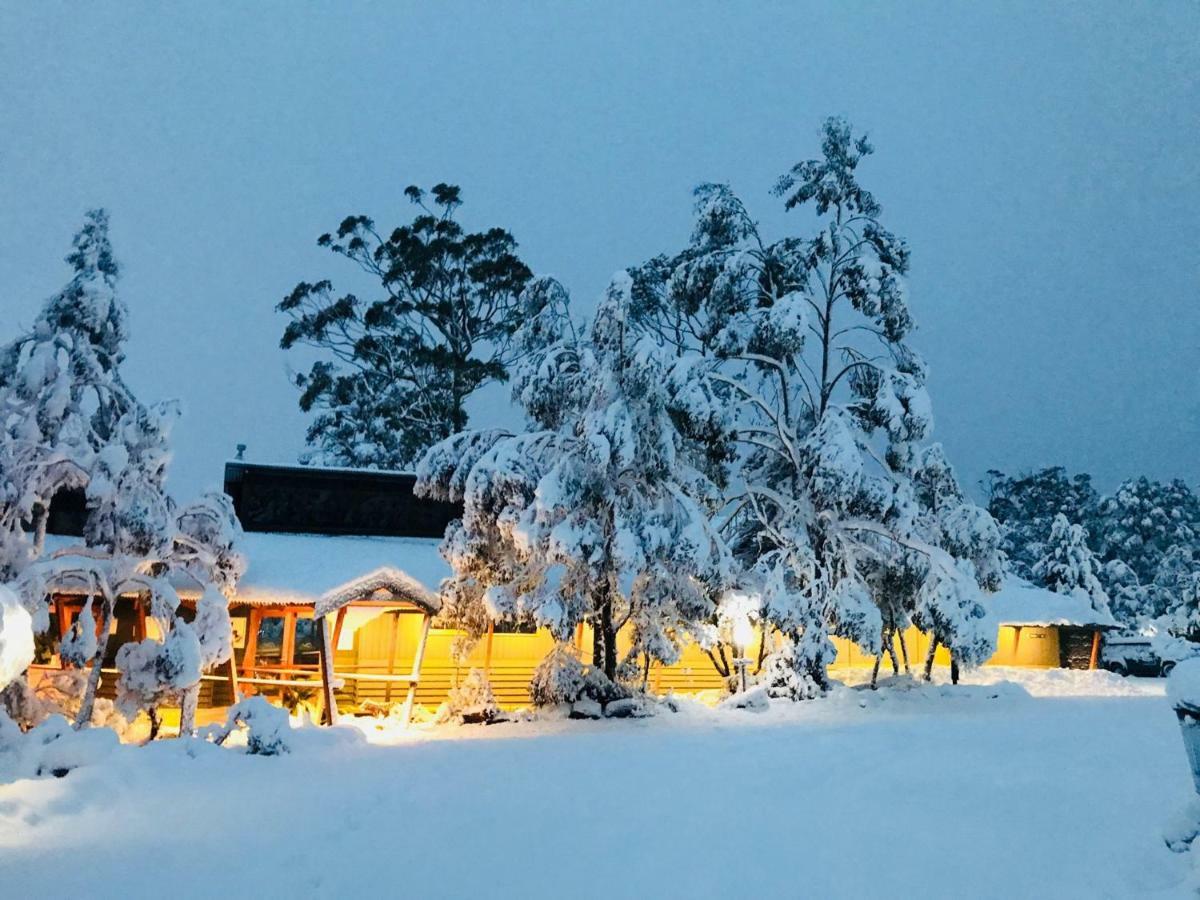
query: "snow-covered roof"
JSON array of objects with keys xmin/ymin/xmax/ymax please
[
  {"xmin": 40, "ymin": 531, "xmax": 450, "ymax": 612},
  {"xmin": 987, "ymin": 578, "xmax": 1118, "ymax": 629},
  {"xmin": 232, "ymin": 532, "xmax": 448, "ymax": 610}
]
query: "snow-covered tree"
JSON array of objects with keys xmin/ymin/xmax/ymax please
[
  {"xmin": 626, "ymin": 118, "xmax": 1000, "ymax": 696},
  {"xmin": 1100, "ymin": 558, "xmax": 1152, "ymax": 626},
  {"xmin": 985, "ymin": 466, "xmax": 1099, "ymax": 581},
  {"xmin": 0, "ymin": 210, "xmax": 130, "ymax": 580},
  {"xmin": 1032, "ymin": 514, "xmax": 1112, "ymax": 620},
  {"xmin": 417, "ymin": 274, "xmax": 731, "ymax": 686},
  {"xmin": 278, "ymin": 184, "xmax": 534, "ymax": 470},
  {"xmin": 0, "ymin": 211, "xmax": 242, "ymax": 734},
  {"xmin": 1096, "ymin": 477, "xmax": 1200, "ymax": 585},
  {"xmin": 1152, "ymin": 545, "xmax": 1200, "ymax": 636}
]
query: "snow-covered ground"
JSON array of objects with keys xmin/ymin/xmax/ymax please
[{"xmin": 0, "ymin": 670, "xmax": 1194, "ymax": 899}]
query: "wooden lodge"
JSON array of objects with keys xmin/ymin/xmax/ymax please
[{"xmin": 28, "ymin": 461, "xmax": 1120, "ymax": 728}]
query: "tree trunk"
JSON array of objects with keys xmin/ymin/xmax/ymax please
[
  {"xmin": 886, "ymin": 632, "xmax": 900, "ymax": 675},
  {"xmin": 870, "ymin": 650, "xmax": 883, "ymax": 689},
  {"xmin": 179, "ymin": 684, "xmax": 199, "ymax": 737},
  {"xmin": 75, "ymin": 595, "xmax": 114, "ymax": 729},
  {"xmin": 950, "ymin": 655, "xmax": 960, "ymax": 686},
  {"xmin": 897, "ymin": 630, "xmax": 911, "ymax": 674},
  {"xmin": 598, "ymin": 587, "xmax": 617, "ymax": 682},
  {"xmin": 922, "ymin": 639, "xmax": 938, "ymax": 682},
  {"xmin": 148, "ymin": 708, "xmax": 161, "ymax": 742}
]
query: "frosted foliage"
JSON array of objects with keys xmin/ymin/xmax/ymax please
[
  {"xmin": 194, "ymin": 586, "xmax": 233, "ymax": 670},
  {"xmin": 0, "ymin": 585, "xmax": 33, "ymax": 689},
  {"xmin": 114, "ymin": 621, "xmax": 202, "ymax": 718},
  {"xmin": 173, "ymin": 492, "xmax": 246, "ymax": 595},
  {"xmin": 59, "ymin": 597, "xmax": 99, "ymax": 667},
  {"xmin": 621, "ymin": 119, "xmax": 1001, "ymax": 692},
  {"xmin": 416, "ymin": 274, "xmax": 730, "ymax": 679}
]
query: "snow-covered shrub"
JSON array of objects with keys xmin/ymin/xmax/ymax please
[
  {"xmin": 762, "ymin": 644, "xmax": 823, "ymax": 702},
  {"xmin": 444, "ymin": 668, "xmax": 500, "ymax": 723},
  {"xmin": 529, "ymin": 645, "xmax": 587, "ymax": 707},
  {"xmin": 0, "ymin": 713, "xmax": 120, "ymax": 781},
  {"xmin": 0, "ymin": 584, "xmax": 34, "ymax": 690},
  {"xmin": 213, "ymin": 696, "xmax": 291, "ymax": 756}
]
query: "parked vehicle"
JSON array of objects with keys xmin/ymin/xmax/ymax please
[{"xmin": 1102, "ymin": 631, "xmax": 1198, "ymax": 677}]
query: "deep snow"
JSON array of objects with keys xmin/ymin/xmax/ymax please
[{"xmin": 0, "ymin": 670, "xmax": 1194, "ymax": 899}]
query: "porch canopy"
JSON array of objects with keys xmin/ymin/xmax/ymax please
[{"xmin": 231, "ymin": 532, "xmax": 447, "ymax": 725}]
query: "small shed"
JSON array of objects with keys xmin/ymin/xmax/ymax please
[{"xmin": 987, "ymin": 578, "xmax": 1119, "ymax": 669}]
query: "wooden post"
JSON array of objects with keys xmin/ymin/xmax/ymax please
[
  {"xmin": 281, "ymin": 611, "xmax": 297, "ymax": 669},
  {"xmin": 331, "ymin": 606, "xmax": 347, "ymax": 653},
  {"xmin": 55, "ymin": 598, "xmax": 71, "ymax": 645},
  {"xmin": 400, "ymin": 613, "xmax": 432, "ymax": 728},
  {"xmin": 317, "ymin": 615, "xmax": 338, "ymax": 726},
  {"xmin": 384, "ymin": 611, "xmax": 400, "ymax": 705},
  {"xmin": 483, "ymin": 620, "xmax": 495, "ymax": 678},
  {"xmin": 243, "ymin": 609, "xmax": 261, "ymax": 690},
  {"xmin": 226, "ymin": 654, "xmax": 241, "ymax": 703},
  {"xmin": 1088, "ymin": 629, "xmax": 1102, "ymax": 671}
]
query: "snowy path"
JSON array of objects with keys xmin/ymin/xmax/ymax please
[{"xmin": 0, "ymin": 678, "xmax": 1194, "ymax": 898}]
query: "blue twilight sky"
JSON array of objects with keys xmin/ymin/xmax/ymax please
[{"xmin": 1, "ymin": 2, "xmax": 1197, "ymax": 502}]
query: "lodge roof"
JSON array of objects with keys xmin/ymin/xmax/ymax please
[{"xmin": 223, "ymin": 460, "xmax": 461, "ymax": 539}]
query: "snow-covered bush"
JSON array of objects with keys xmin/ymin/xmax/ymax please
[
  {"xmin": 444, "ymin": 668, "xmax": 501, "ymax": 723},
  {"xmin": 0, "ymin": 713, "xmax": 120, "ymax": 781},
  {"xmin": 529, "ymin": 645, "xmax": 588, "ymax": 707},
  {"xmin": 0, "ymin": 585, "xmax": 34, "ymax": 690},
  {"xmin": 212, "ymin": 696, "xmax": 292, "ymax": 756},
  {"xmin": 762, "ymin": 643, "xmax": 823, "ymax": 702}
]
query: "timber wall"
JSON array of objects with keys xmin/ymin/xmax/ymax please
[{"xmin": 333, "ymin": 615, "xmax": 1065, "ymax": 712}]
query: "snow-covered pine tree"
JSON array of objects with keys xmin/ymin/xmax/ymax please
[
  {"xmin": 626, "ymin": 118, "xmax": 1001, "ymax": 697},
  {"xmin": 417, "ymin": 274, "xmax": 731, "ymax": 690},
  {"xmin": 984, "ymin": 467, "xmax": 1100, "ymax": 581},
  {"xmin": 1031, "ymin": 513, "xmax": 1112, "ymax": 619},
  {"xmin": 278, "ymin": 184, "xmax": 534, "ymax": 470},
  {"xmin": 0, "ymin": 210, "xmax": 130, "ymax": 581}
]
